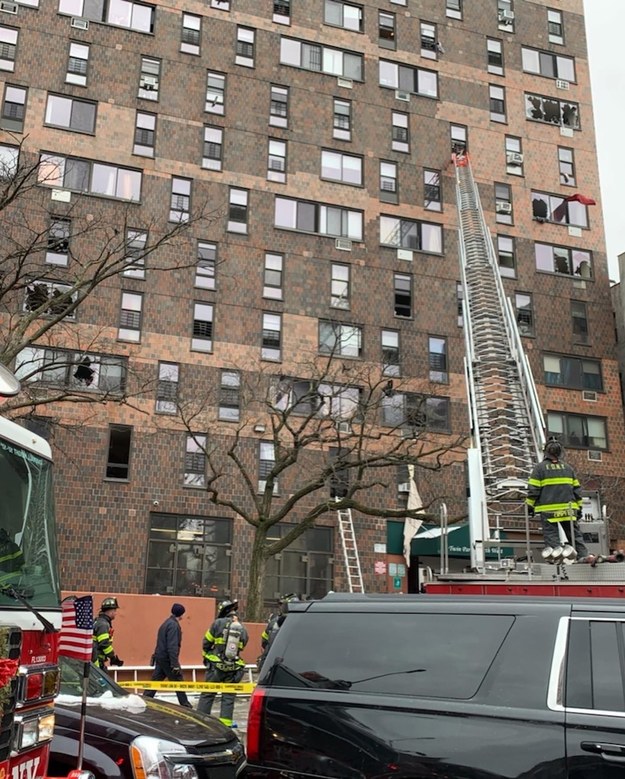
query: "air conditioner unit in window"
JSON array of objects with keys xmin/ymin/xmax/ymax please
[
  {"xmin": 587, "ymin": 450, "xmax": 603, "ymax": 462},
  {"xmin": 335, "ymin": 238, "xmax": 352, "ymax": 251},
  {"xmin": 506, "ymin": 152, "xmax": 524, "ymax": 165},
  {"xmin": 71, "ymin": 16, "xmax": 89, "ymax": 28},
  {"xmin": 381, "ymin": 180, "xmax": 396, "ymax": 191},
  {"xmin": 141, "ymin": 76, "xmax": 158, "ymax": 89},
  {"xmin": 258, "ymin": 480, "xmax": 279, "ymax": 494},
  {"xmin": 498, "ymin": 9, "xmax": 515, "ymax": 21},
  {"xmin": 397, "ymin": 248, "xmax": 413, "ymax": 261},
  {"xmin": 555, "ymin": 79, "xmax": 570, "ymax": 90},
  {"xmin": 0, "ymin": 2, "xmax": 17, "ymax": 14},
  {"xmin": 336, "ymin": 421, "xmax": 352, "ymax": 434},
  {"xmin": 395, "ymin": 89, "xmax": 410, "ymax": 102},
  {"xmin": 496, "ymin": 201, "xmax": 512, "ymax": 214},
  {"xmin": 268, "ymin": 159, "xmax": 285, "ymax": 171},
  {"xmin": 397, "ymin": 482, "xmax": 411, "ymax": 494},
  {"xmin": 582, "ymin": 390, "xmax": 597, "ymax": 402},
  {"xmin": 337, "ymin": 77, "xmax": 353, "ymax": 89}
]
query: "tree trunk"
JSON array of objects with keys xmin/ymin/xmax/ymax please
[{"xmin": 245, "ymin": 524, "xmax": 269, "ymax": 622}]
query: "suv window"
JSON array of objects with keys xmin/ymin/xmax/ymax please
[
  {"xmin": 566, "ymin": 619, "xmax": 625, "ymax": 712},
  {"xmin": 270, "ymin": 612, "xmax": 514, "ymax": 699}
]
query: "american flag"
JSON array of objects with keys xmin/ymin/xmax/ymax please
[{"xmin": 59, "ymin": 595, "xmax": 94, "ymax": 662}]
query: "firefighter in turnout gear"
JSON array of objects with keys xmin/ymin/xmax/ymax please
[
  {"xmin": 197, "ymin": 599, "xmax": 248, "ymax": 727},
  {"xmin": 526, "ymin": 438, "xmax": 590, "ymax": 560},
  {"xmin": 0, "ymin": 528, "xmax": 24, "ymax": 586},
  {"xmin": 93, "ymin": 597, "xmax": 124, "ymax": 671},
  {"xmin": 258, "ymin": 593, "xmax": 298, "ymax": 672}
]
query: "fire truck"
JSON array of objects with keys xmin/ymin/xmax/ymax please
[{"xmin": 0, "ymin": 364, "xmax": 86, "ymax": 779}]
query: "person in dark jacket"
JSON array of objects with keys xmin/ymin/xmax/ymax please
[
  {"xmin": 527, "ymin": 438, "xmax": 590, "ymax": 561},
  {"xmin": 93, "ymin": 597, "xmax": 123, "ymax": 671},
  {"xmin": 258, "ymin": 593, "xmax": 298, "ymax": 672},
  {"xmin": 0, "ymin": 528, "xmax": 24, "ymax": 586},
  {"xmin": 144, "ymin": 603, "xmax": 192, "ymax": 708}
]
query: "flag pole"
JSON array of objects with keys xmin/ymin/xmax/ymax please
[{"xmin": 77, "ymin": 660, "xmax": 90, "ymax": 770}]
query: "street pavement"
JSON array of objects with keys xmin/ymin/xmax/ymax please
[{"xmin": 161, "ymin": 692, "xmax": 250, "ymax": 739}]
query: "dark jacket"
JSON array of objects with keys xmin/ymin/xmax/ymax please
[
  {"xmin": 526, "ymin": 457, "xmax": 582, "ymax": 522},
  {"xmin": 153, "ymin": 616, "xmax": 183, "ymax": 668},
  {"xmin": 93, "ymin": 613, "xmax": 115, "ymax": 667},
  {"xmin": 202, "ymin": 616, "xmax": 248, "ymax": 670},
  {"xmin": 0, "ymin": 531, "xmax": 23, "ymax": 585}
]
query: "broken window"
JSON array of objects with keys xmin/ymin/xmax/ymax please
[{"xmin": 525, "ymin": 93, "xmax": 579, "ymax": 129}]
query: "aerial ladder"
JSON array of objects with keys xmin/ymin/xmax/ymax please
[{"xmin": 453, "ymin": 153, "xmax": 546, "ymax": 572}]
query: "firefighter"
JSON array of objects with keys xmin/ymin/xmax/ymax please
[
  {"xmin": 0, "ymin": 528, "xmax": 24, "ymax": 586},
  {"xmin": 526, "ymin": 438, "xmax": 591, "ymax": 561},
  {"xmin": 197, "ymin": 599, "xmax": 248, "ymax": 727},
  {"xmin": 93, "ymin": 596, "xmax": 124, "ymax": 671},
  {"xmin": 258, "ymin": 593, "xmax": 298, "ymax": 672}
]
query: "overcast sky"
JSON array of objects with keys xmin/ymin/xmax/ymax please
[{"xmin": 583, "ymin": 0, "xmax": 622, "ymax": 282}]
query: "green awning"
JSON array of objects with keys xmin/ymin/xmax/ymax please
[{"xmin": 387, "ymin": 521, "xmax": 513, "ymax": 559}]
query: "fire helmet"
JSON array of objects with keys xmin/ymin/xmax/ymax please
[
  {"xmin": 101, "ymin": 597, "xmax": 119, "ymax": 611},
  {"xmin": 544, "ymin": 438, "xmax": 562, "ymax": 459},
  {"xmin": 217, "ymin": 599, "xmax": 238, "ymax": 619}
]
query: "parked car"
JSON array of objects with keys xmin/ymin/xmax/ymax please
[
  {"xmin": 49, "ymin": 657, "xmax": 245, "ymax": 779},
  {"xmin": 246, "ymin": 593, "xmax": 625, "ymax": 778}
]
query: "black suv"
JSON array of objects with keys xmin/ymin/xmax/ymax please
[{"xmin": 246, "ymin": 593, "xmax": 625, "ymax": 778}]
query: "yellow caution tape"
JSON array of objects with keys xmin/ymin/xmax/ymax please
[{"xmin": 118, "ymin": 680, "xmax": 255, "ymax": 693}]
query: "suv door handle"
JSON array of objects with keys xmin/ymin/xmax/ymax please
[{"xmin": 581, "ymin": 742, "xmax": 625, "ymax": 762}]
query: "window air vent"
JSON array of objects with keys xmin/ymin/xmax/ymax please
[
  {"xmin": 397, "ymin": 249, "xmax": 413, "ymax": 261},
  {"xmin": 555, "ymin": 79, "xmax": 570, "ymax": 90},
  {"xmin": 335, "ymin": 238, "xmax": 352, "ymax": 251},
  {"xmin": 395, "ymin": 89, "xmax": 410, "ymax": 102},
  {"xmin": 506, "ymin": 152, "xmax": 523, "ymax": 165},
  {"xmin": 0, "ymin": 3, "xmax": 17, "ymax": 14},
  {"xmin": 496, "ymin": 201, "xmax": 512, "ymax": 214},
  {"xmin": 336, "ymin": 421, "xmax": 352, "ymax": 434},
  {"xmin": 71, "ymin": 16, "xmax": 89, "ymax": 28},
  {"xmin": 582, "ymin": 390, "xmax": 597, "ymax": 402},
  {"xmin": 587, "ymin": 450, "xmax": 603, "ymax": 462},
  {"xmin": 397, "ymin": 482, "xmax": 411, "ymax": 494},
  {"xmin": 381, "ymin": 180, "xmax": 396, "ymax": 191},
  {"xmin": 337, "ymin": 77, "xmax": 353, "ymax": 89},
  {"xmin": 258, "ymin": 480, "xmax": 279, "ymax": 494},
  {"xmin": 268, "ymin": 159, "xmax": 285, "ymax": 171}
]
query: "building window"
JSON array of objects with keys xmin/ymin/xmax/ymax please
[
  {"xmin": 378, "ymin": 11, "xmax": 395, "ymax": 49},
  {"xmin": 0, "ymin": 26, "xmax": 17, "ymax": 72},
  {"xmin": 263, "ymin": 524, "xmax": 333, "ymax": 602},
  {"xmin": 66, "ymin": 41, "xmax": 89, "ymax": 86},
  {"xmin": 259, "ymin": 441, "xmax": 277, "ymax": 493},
  {"xmin": 451, "ymin": 123, "xmax": 467, "ymax": 154},
  {"xmin": 531, "ymin": 190, "xmax": 588, "ymax": 228},
  {"xmin": 138, "ymin": 57, "xmax": 160, "ymax": 100},
  {"xmin": 24, "ymin": 281, "xmax": 76, "ymax": 320},
  {"xmin": 333, "ymin": 98, "xmax": 351, "ymax": 141},
  {"xmin": 495, "ymin": 182, "xmax": 513, "ymax": 224},
  {"xmin": 558, "ymin": 147, "xmax": 575, "ymax": 186},
  {"xmin": 456, "ymin": 282, "xmax": 464, "ymax": 327},
  {"xmin": 219, "ymin": 370, "xmax": 240, "ymax": 422},
  {"xmin": 522, "ymin": 47, "xmax": 575, "ymax": 82},
  {"xmin": 181, "ymin": 13, "xmax": 201, "ymax": 55},
  {"xmin": 269, "ymin": 84, "xmax": 288, "ymax": 127},
  {"xmin": 547, "ymin": 412, "xmax": 606, "ymax": 450},
  {"xmin": 210, "ymin": 0, "xmax": 229, "ymax": 8},
  {"xmin": 275, "ymin": 196, "xmax": 363, "ymax": 241},
  {"xmin": 184, "ymin": 434, "xmax": 207, "ymax": 487},
  {"xmin": 38, "ymin": 153, "xmax": 141, "ymax": 201},
  {"xmin": 192, "ymin": 303, "xmax": 213, "ymax": 352},
  {"xmin": 156, "ymin": 362, "xmax": 179, "ymax": 414},
  {"xmin": 324, "ymin": 0, "xmax": 363, "ymax": 32},
  {"xmin": 228, "ymin": 187, "xmax": 248, "ymax": 233},
  {"xmin": 380, "ymin": 160, "xmax": 398, "ymax": 203},
  {"xmin": 487, "ymin": 38, "xmax": 503, "ymax": 75},
  {"xmin": 498, "ymin": 0, "xmax": 514, "ymax": 32},
  {"xmin": 515, "ymin": 293, "xmax": 534, "ymax": 336},
  {"xmin": 133, "ymin": 111, "xmax": 156, "ymax": 156},
  {"xmin": 525, "ymin": 93, "xmax": 579, "ymax": 129},
  {"xmin": 196, "ymin": 241, "xmax": 216, "ymax": 289},
  {"xmin": 331, "ymin": 263, "xmax": 350, "ymax": 309},
  {"xmin": 420, "ymin": 22, "xmax": 438, "ymax": 59},
  {"xmin": 394, "ymin": 273, "xmax": 411, "ymax": 318},
  {"xmin": 380, "ymin": 215, "xmax": 443, "ymax": 253},
  {"xmin": 382, "ymin": 329, "xmax": 400, "ymax": 376},
  {"xmin": 392, "ymin": 111, "xmax": 409, "ymax": 153},
  {"xmin": 319, "ymin": 321, "xmax": 362, "ymax": 358},
  {"xmin": 273, "ymin": 0, "xmax": 290, "ymax": 25},
  {"xmin": 268, "ymin": 139, "xmax": 287, "ymax": 183},
  {"xmin": 321, "ymin": 149, "xmax": 362, "ymax": 185},
  {"xmin": 16, "ymin": 347, "xmax": 126, "ymax": 393},
  {"xmin": 379, "ymin": 60, "xmax": 438, "ymax": 98},
  {"xmin": 46, "ymin": 218, "xmax": 71, "ymax": 266},
  {"xmin": 118, "ymin": 291, "xmax": 142, "ymax": 342},
  {"xmin": 429, "ymin": 336, "xmax": 448, "ymax": 382},
  {"xmin": 535, "ymin": 243, "xmax": 592, "ymax": 279},
  {"xmin": 262, "ymin": 313, "xmax": 282, "ymax": 361},
  {"xmin": 170, "ymin": 177, "xmax": 191, "ymax": 223},
  {"xmin": 236, "ymin": 26, "xmax": 255, "ymax": 67},
  {"xmin": 1, "ymin": 85, "xmax": 26, "ymax": 132},
  {"xmin": 145, "ymin": 513, "xmax": 232, "ymax": 599},
  {"xmin": 123, "ymin": 229, "xmax": 147, "ymax": 278},
  {"xmin": 489, "ymin": 84, "xmax": 506, "ymax": 122},
  {"xmin": 264, "ymin": 252, "xmax": 283, "ymax": 299},
  {"xmin": 106, "ymin": 425, "xmax": 132, "ymax": 480},
  {"xmin": 424, "ymin": 169, "xmax": 441, "ymax": 211},
  {"xmin": 497, "ymin": 235, "xmax": 515, "ymax": 278},
  {"xmin": 44, "ymin": 93, "xmax": 96, "ymax": 134},
  {"xmin": 571, "ymin": 300, "xmax": 588, "ymax": 344},
  {"xmin": 205, "ymin": 71, "xmax": 225, "ymax": 114},
  {"xmin": 59, "ymin": 0, "xmax": 155, "ymax": 32},
  {"xmin": 280, "ymin": 36, "xmax": 363, "ymax": 80},
  {"xmin": 543, "ymin": 354, "xmax": 602, "ymax": 391},
  {"xmin": 446, "ymin": 0, "xmax": 462, "ymax": 20},
  {"xmin": 382, "ymin": 393, "xmax": 450, "ymax": 433},
  {"xmin": 505, "ymin": 136, "xmax": 523, "ymax": 175},
  {"xmin": 548, "ymin": 8, "xmax": 564, "ymax": 45},
  {"xmin": 203, "ymin": 125, "xmax": 223, "ymax": 170}
]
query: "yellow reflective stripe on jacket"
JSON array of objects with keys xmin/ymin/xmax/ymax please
[
  {"xmin": 0, "ymin": 550, "xmax": 22, "ymax": 565},
  {"xmin": 204, "ymin": 630, "xmax": 215, "ymax": 642}
]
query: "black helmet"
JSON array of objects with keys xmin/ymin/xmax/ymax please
[
  {"xmin": 544, "ymin": 438, "xmax": 562, "ymax": 459},
  {"xmin": 278, "ymin": 593, "xmax": 299, "ymax": 613},
  {"xmin": 217, "ymin": 599, "xmax": 238, "ymax": 619},
  {"xmin": 100, "ymin": 597, "xmax": 119, "ymax": 611}
]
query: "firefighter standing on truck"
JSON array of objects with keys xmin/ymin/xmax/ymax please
[
  {"xmin": 197, "ymin": 599, "xmax": 248, "ymax": 727},
  {"xmin": 93, "ymin": 596, "xmax": 124, "ymax": 671},
  {"xmin": 526, "ymin": 438, "xmax": 591, "ymax": 561}
]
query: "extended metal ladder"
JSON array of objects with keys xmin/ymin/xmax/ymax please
[
  {"xmin": 337, "ymin": 508, "xmax": 365, "ymax": 593},
  {"xmin": 453, "ymin": 154, "xmax": 546, "ymax": 571}
]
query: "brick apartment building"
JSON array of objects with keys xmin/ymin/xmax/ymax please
[{"xmin": 1, "ymin": 0, "xmax": 624, "ymax": 607}]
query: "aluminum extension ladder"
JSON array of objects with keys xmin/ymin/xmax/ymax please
[
  {"xmin": 453, "ymin": 154, "xmax": 546, "ymax": 570},
  {"xmin": 337, "ymin": 508, "xmax": 365, "ymax": 593}
]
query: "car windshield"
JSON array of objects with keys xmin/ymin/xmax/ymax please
[{"xmin": 59, "ymin": 656, "xmax": 128, "ymax": 698}]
